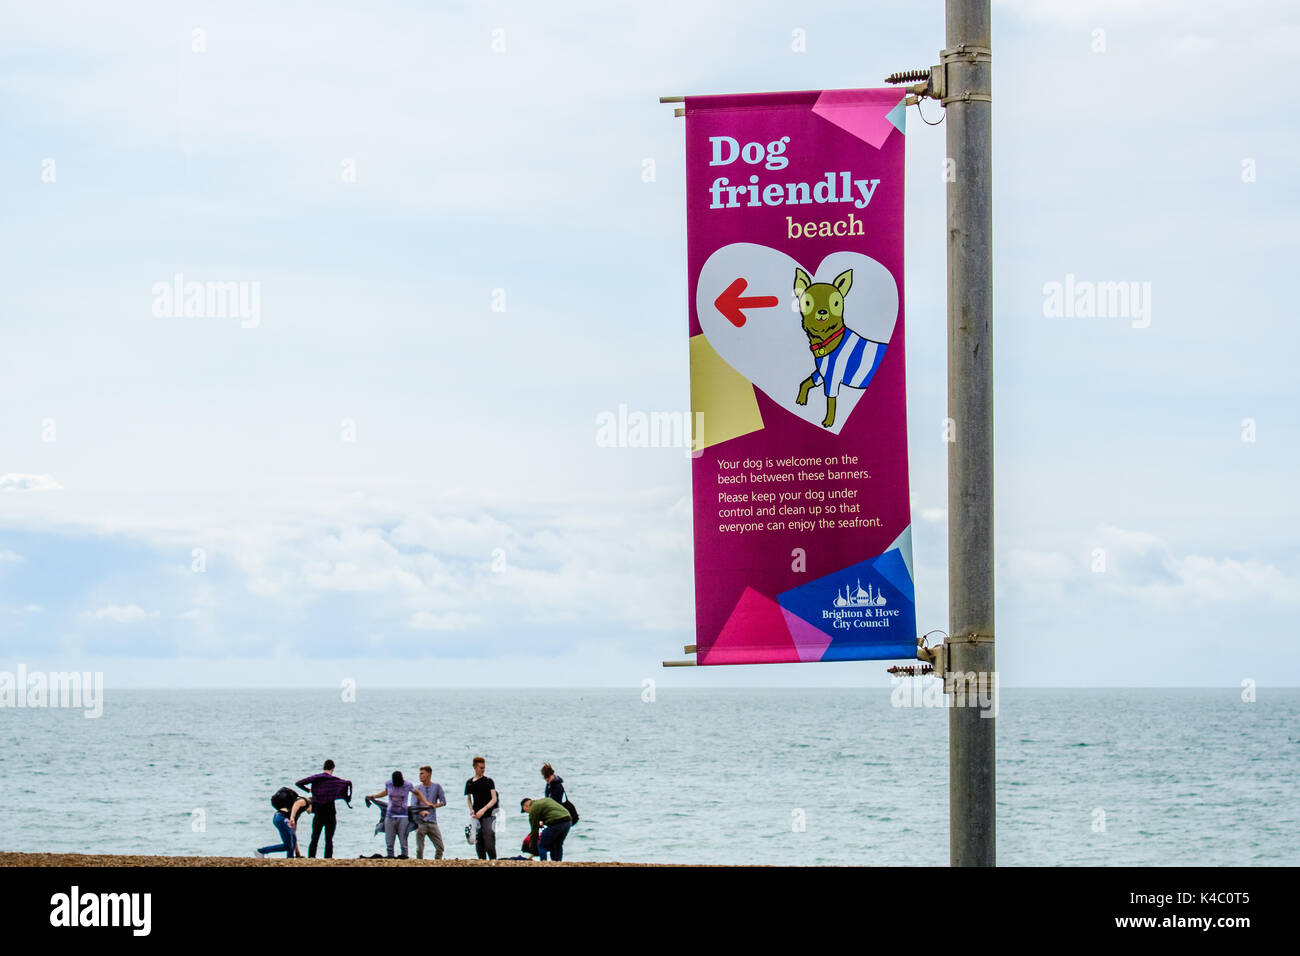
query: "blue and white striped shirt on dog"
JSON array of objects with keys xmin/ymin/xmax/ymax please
[{"xmin": 810, "ymin": 329, "xmax": 887, "ymax": 397}]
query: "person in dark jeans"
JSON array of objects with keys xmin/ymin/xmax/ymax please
[
  {"xmin": 255, "ymin": 789, "xmax": 310, "ymax": 858},
  {"xmin": 296, "ymin": 759, "xmax": 353, "ymax": 859},
  {"xmin": 521, "ymin": 797, "xmax": 572, "ymax": 862},
  {"xmin": 464, "ymin": 756, "xmax": 498, "ymax": 860}
]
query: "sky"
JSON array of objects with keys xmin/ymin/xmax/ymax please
[{"xmin": 1, "ymin": 0, "xmax": 1297, "ymax": 687}]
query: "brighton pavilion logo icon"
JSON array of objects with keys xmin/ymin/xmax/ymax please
[{"xmin": 833, "ymin": 579, "xmax": 887, "ymax": 608}]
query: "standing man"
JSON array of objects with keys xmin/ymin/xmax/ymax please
[
  {"xmin": 414, "ymin": 765, "xmax": 447, "ymax": 860},
  {"xmin": 520, "ymin": 797, "xmax": 573, "ymax": 862},
  {"xmin": 296, "ymin": 759, "xmax": 353, "ymax": 859},
  {"xmin": 464, "ymin": 756, "xmax": 498, "ymax": 860}
]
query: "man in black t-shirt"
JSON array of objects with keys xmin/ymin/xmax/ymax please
[{"xmin": 464, "ymin": 756, "xmax": 498, "ymax": 860}]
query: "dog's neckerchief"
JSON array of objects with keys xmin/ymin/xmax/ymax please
[{"xmin": 809, "ymin": 327, "xmax": 845, "ymax": 357}]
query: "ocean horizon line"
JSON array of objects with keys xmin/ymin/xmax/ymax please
[{"xmin": 11, "ymin": 684, "xmax": 1293, "ymax": 691}]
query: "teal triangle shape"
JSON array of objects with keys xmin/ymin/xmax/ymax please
[
  {"xmin": 886, "ymin": 97, "xmax": 906, "ymax": 134},
  {"xmin": 885, "ymin": 525, "xmax": 914, "ymax": 582}
]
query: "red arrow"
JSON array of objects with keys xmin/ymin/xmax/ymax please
[{"xmin": 714, "ymin": 277, "xmax": 780, "ymax": 328}]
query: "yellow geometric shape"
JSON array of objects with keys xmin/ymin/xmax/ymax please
[{"xmin": 689, "ymin": 333, "xmax": 764, "ymax": 451}]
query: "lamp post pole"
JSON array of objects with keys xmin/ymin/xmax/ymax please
[{"xmin": 945, "ymin": 0, "xmax": 996, "ymax": 868}]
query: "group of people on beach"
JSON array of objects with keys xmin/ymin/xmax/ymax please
[{"xmin": 255, "ymin": 757, "xmax": 577, "ymax": 862}]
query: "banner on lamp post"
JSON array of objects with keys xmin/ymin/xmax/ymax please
[{"xmin": 683, "ymin": 89, "xmax": 915, "ymax": 665}]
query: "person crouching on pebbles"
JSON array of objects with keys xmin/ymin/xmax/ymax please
[{"xmin": 521, "ymin": 796, "xmax": 573, "ymax": 862}]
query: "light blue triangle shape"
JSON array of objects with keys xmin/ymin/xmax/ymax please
[
  {"xmin": 886, "ymin": 97, "xmax": 907, "ymax": 135},
  {"xmin": 883, "ymin": 524, "xmax": 914, "ymax": 582}
]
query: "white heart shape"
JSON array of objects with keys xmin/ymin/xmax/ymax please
[{"xmin": 696, "ymin": 243, "xmax": 899, "ymax": 434}]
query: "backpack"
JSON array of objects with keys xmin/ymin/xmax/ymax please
[
  {"xmin": 562, "ymin": 798, "xmax": 579, "ymax": 825},
  {"xmin": 271, "ymin": 786, "xmax": 299, "ymax": 813},
  {"xmin": 547, "ymin": 776, "xmax": 577, "ymax": 824}
]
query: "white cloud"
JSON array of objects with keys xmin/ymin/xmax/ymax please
[
  {"xmin": 1001, "ymin": 548, "xmax": 1079, "ymax": 601},
  {"xmin": 1092, "ymin": 525, "xmax": 1299, "ymax": 605},
  {"xmin": 0, "ymin": 474, "xmax": 62, "ymax": 493},
  {"xmin": 992, "ymin": 0, "xmax": 1193, "ymax": 23},
  {"xmin": 1162, "ymin": 555, "xmax": 1298, "ymax": 605},
  {"xmin": 997, "ymin": 527, "xmax": 1300, "ymax": 610},
  {"xmin": 1006, "ymin": 549, "xmax": 1076, "ymax": 581},
  {"xmin": 1097, "ymin": 525, "xmax": 1166, "ymax": 555},
  {"xmin": 0, "ymin": 548, "xmax": 24, "ymax": 563},
  {"xmin": 1, "ymin": 481, "xmax": 693, "ymax": 645},
  {"xmin": 1171, "ymin": 35, "xmax": 1214, "ymax": 56},
  {"xmin": 409, "ymin": 610, "xmax": 481, "ymax": 632},
  {"xmin": 389, "ymin": 514, "xmax": 514, "ymax": 559},
  {"xmin": 87, "ymin": 603, "xmax": 159, "ymax": 623}
]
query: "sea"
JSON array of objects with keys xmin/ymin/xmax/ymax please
[{"xmin": 1, "ymin": 688, "xmax": 1296, "ymax": 866}]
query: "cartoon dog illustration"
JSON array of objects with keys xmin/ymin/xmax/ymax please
[{"xmin": 793, "ymin": 267, "xmax": 887, "ymax": 428}]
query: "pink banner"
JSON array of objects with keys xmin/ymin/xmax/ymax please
[{"xmin": 684, "ymin": 89, "xmax": 915, "ymax": 664}]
